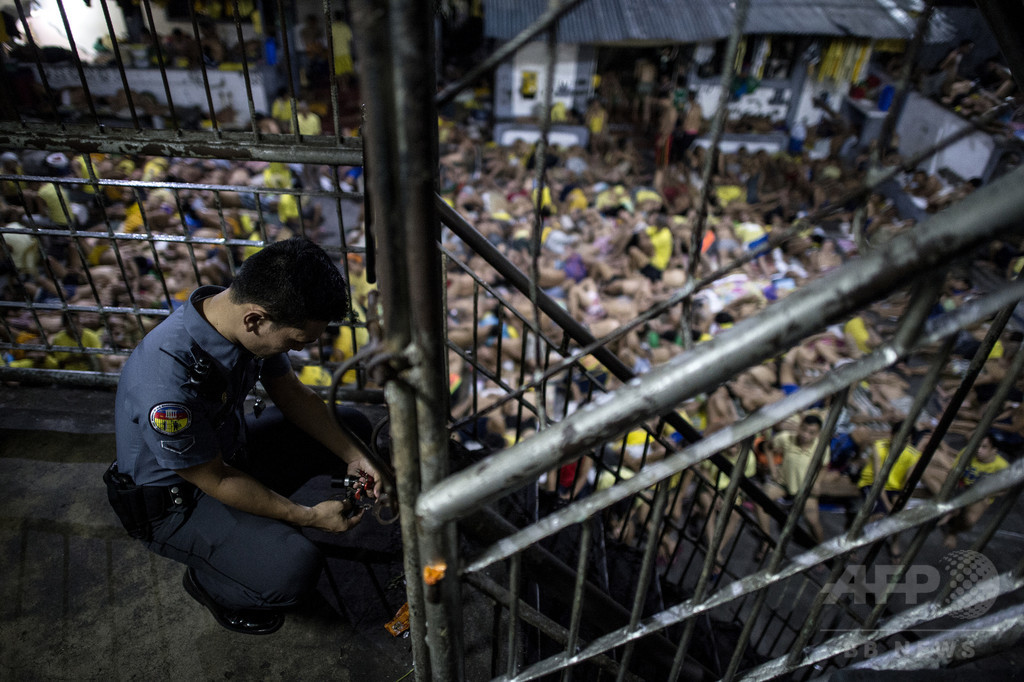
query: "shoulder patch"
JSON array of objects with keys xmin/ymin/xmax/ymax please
[{"xmin": 150, "ymin": 403, "xmax": 192, "ymax": 435}]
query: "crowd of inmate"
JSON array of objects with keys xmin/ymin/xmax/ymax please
[{"xmin": 1, "ymin": 72, "xmax": 1022, "ymax": 582}]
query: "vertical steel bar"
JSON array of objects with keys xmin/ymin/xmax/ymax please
[
  {"xmin": 13, "ymin": 0, "xmax": 65, "ymax": 131},
  {"xmin": 864, "ymin": 340, "xmax": 1024, "ymax": 629},
  {"xmin": 617, "ymin": 479, "xmax": 671, "ymax": 681},
  {"xmin": 388, "ymin": 0, "xmax": 457, "ymax": 677},
  {"xmin": 55, "ymin": 0, "xmax": 105, "ymax": 129},
  {"xmin": 277, "ymin": 0, "xmax": 301, "ymax": 139},
  {"xmin": 185, "ymin": 0, "xmax": 222, "ymax": 136},
  {"xmin": 140, "ymin": 0, "xmax": 181, "ymax": 131},
  {"xmin": 230, "ymin": 0, "xmax": 261, "ymax": 139},
  {"xmin": 561, "ymin": 518, "xmax": 592, "ymax": 682},
  {"xmin": 721, "ymin": 390, "xmax": 849, "ymax": 680},
  {"xmin": 98, "ymin": 0, "xmax": 141, "ymax": 130},
  {"xmin": 784, "ymin": 287, "xmax": 939, "ymax": 666},
  {"xmin": 349, "ymin": 2, "xmax": 429, "ymax": 680},
  {"xmin": 321, "ymin": 0, "xmax": 344, "ymax": 145},
  {"xmin": 685, "ymin": 0, "xmax": 750, "ymax": 290},
  {"xmin": 507, "ymin": 553, "xmax": 523, "ymax": 678}
]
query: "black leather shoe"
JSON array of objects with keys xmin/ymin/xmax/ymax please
[{"xmin": 182, "ymin": 567, "xmax": 285, "ymax": 635}]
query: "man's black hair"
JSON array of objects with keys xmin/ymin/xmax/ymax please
[
  {"xmin": 230, "ymin": 237, "xmax": 348, "ymax": 327},
  {"xmin": 801, "ymin": 413, "xmax": 823, "ymax": 429}
]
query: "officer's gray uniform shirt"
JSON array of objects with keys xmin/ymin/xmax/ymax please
[{"xmin": 115, "ymin": 285, "xmax": 289, "ymax": 486}]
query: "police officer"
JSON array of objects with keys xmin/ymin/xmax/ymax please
[{"xmin": 109, "ymin": 237, "xmax": 382, "ymax": 634}]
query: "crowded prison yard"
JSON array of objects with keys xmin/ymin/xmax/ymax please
[
  {"xmin": 1, "ymin": 5, "xmax": 1024, "ymax": 670},
  {"xmin": 3, "ymin": 109, "xmax": 1022, "ymax": 555}
]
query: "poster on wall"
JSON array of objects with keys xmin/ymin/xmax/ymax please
[{"xmin": 511, "ymin": 42, "xmax": 580, "ymax": 118}]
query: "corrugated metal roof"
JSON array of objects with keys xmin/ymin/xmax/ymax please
[
  {"xmin": 484, "ymin": 0, "xmax": 733, "ymax": 45},
  {"xmin": 484, "ymin": 0, "xmax": 932, "ymax": 43},
  {"xmin": 745, "ymin": 0, "xmax": 912, "ymax": 39}
]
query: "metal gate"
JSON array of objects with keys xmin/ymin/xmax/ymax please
[{"xmin": 2, "ymin": 1, "xmax": 1024, "ymax": 680}]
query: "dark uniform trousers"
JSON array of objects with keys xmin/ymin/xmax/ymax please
[{"xmin": 145, "ymin": 405, "xmax": 373, "ymax": 612}]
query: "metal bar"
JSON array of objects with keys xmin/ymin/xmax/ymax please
[
  {"xmin": 321, "ymin": 0, "xmax": 343, "ymax": 145},
  {"xmin": 435, "ymin": 0, "xmax": 588, "ymax": 108},
  {"xmin": 389, "ymin": 0, "xmax": 459, "ymax": 677},
  {"xmin": 98, "ymin": 0, "xmax": 141, "ymax": 130},
  {"xmin": 0, "ymin": 129, "xmax": 364, "ymax": 166},
  {"xmin": 671, "ymin": 439, "xmax": 758, "ymax": 681},
  {"xmin": 455, "ymin": 277, "xmax": 1024, "ymax": 577},
  {"xmin": 0, "ymin": 366, "xmax": 120, "ymax": 387},
  {"xmin": 616, "ymin": 480, "xmax": 671, "ymax": 680},
  {"xmin": 230, "ymin": 0, "xmax": 261, "ymax": 139},
  {"xmin": 56, "ymin": 0, "xmax": 102, "ymax": 129},
  {"xmin": 561, "ymin": 519, "xmax": 592, "ymax": 682},
  {"xmin": 721, "ymin": 391, "xmax": 849, "ymax": 681},
  {"xmin": 686, "ymin": 0, "xmax": 750, "ymax": 288},
  {"xmin": 13, "ymin": 0, "xmax": 65, "ymax": 131},
  {"xmin": 891, "ymin": 303, "xmax": 1015, "ymax": 516},
  {"xmin": 439, "ymin": 194, "xmax": 832, "ymax": 549},
  {"xmin": 349, "ymin": 2, "xmax": 429, "ymax": 680},
  {"xmin": 276, "ymin": 0, "xmax": 301, "ymax": 140},
  {"xmin": 463, "ymin": 571, "xmax": 636, "ymax": 681},
  {"xmin": 864, "ymin": 334, "xmax": 1024, "ymax": 630},
  {"xmin": 507, "ymin": 554, "xmax": 522, "ymax": 678},
  {"xmin": 746, "ymin": 572, "xmax": 1024, "ymax": 681},
  {"xmin": 420, "ymin": 166, "xmax": 1024, "ymax": 532},
  {"xmin": 139, "ymin": 0, "xmax": 181, "ymax": 131},
  {"xmin": 509, "ymin": 462, "xmax": 1024, "ymax": 682},
  {"xmin": 783, "ymin": 282, "xmax": 944, "ymax": 664}
]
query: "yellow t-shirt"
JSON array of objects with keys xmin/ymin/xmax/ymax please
[
  {"xmin": 773, "ymin": 431, "xmax": 829, "ymax": 496},
  {"xmin": 844, "ymin": 316, "xmax": 871, "ymax": 354},
  {"xmin": 646, "ymin": 225, "xmax": 673, "ymax": 271},
  {"xmin": 271, "ymin": 97, "xmax": 292, "ymax": 126},
  {"xmin": 122, "ymin": 201, "xmax": 143, "ymax": 233},
  {"xmin": 51, "ymin": 328, "xmax": 102, "ymax": 371},
  {"xmin": 263, "ymin": 162, "xmax": 293, "ymax": 189},
  {"xmin": 703, "ymin": 450, "xmax": 756, "ymax": 491},
  {"xmin": 296, "ymin": 111, "xmax": 322, "ymax": 136},
  {"xmin": 38, "ymin": 183, "xmax": 72, "ymax": 225},
  {"xmin": 277, "ymin": 194, "xmax": 299, "ymax": 224},
  {"xmin": 958, "ymin": 451, "xmax": 1009, "ymax": 488},
  {"xmin": 298, "ymin": 365, "xmax": 333, "ymax": 387},
  {"xmin": 858, "ymin": 439, "xmax": 920, "ymax": 491}
]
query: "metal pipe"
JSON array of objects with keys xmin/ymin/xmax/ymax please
[
  {"xmin": 388, "ymin": 0, "xmax": 460, "ymax": 677},
  {"xmin": 753, "ymin": 574, "xmax": 1024, "ymax": 681},
  {"xmin": 463, "ymin": 571, "xmax": 637, "ymax": 681},
  {"xmin": 349, "ymin": 1, "xmax": 430, "ymax": 680},
  {"xmin": 0, "ymin": 129, "xmax": 364, "ymax": 166},
  {"xmin": 419, "ymin": 166, "xmax": 1024, "ymax": 531},
  {"xmin": 453, "ymin": 275, "xmax": 1024, "ymax": 576},
  {"xmin": 506, "ymin": 461, "xmax": 1024, "ymax": 681},
  {"xmin": 686, "ymin": 0, "xmax": 750, "ymax": 288}
]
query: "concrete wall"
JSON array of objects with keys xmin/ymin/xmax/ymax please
[{"xmin": 897, "ymin": 91, "xmax": 995, "ymax": 181}]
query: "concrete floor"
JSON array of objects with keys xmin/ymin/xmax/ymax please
[
  {"xmin": 0, "ymin": 385, "xmax": 414, "ymax": 682},
  {"xmin": 3, "ymin": 383, "xmax": 1024, "ymax": 680}
]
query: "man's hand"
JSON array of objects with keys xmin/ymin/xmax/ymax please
[
  {"xmin": 346, "ymin": 455, "xmax": 384, "ymax": 498},
  {"xmin": 306, "ymin": 499, "xmax": 365, "ymax": 533}
]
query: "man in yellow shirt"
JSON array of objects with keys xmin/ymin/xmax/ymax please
[
  {"xmin": 758, "ymin": 413, "xmax": 830, "ymax": 543},
  {"xmin": 50, "ymin": 312, "xmax": 103, "ymax": 371},
  {"xmin": 940, "ymin": 434, "xmax": 1009, "ymax": 548}
]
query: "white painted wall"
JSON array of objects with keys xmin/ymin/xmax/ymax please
[
  {"xmin": 694, "ymin": 76, "xmax": 846, "ymax": 127},
  {"xmin": 16, "ymin": 0, "xmax": 126, "ymax": 60},
  {"xmin": 897, "ymin": 91, "xmax": 995, "ymax": 180}
]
